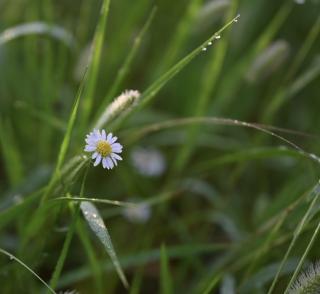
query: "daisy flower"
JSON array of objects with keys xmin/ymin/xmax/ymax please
[{"xmin": 84, "ymin": 129, "xmax": 123, "ymax": 169}]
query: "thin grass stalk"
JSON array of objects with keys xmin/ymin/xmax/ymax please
[
  {"xmin": 98, "ymin": 7, "xmax": 156, "ymax": 113},
  {"xmin": 267, "ymin": 181, "xmax": 320, "ymax": 294},
  {"xmin": 172, "ymin": 0, "xmax": 238, "ymax": 174},
  {"xmin": 111, "ymin": 14, "xmax": 240, "ymax": 131},
  {"xmin": 284, "ymin": 219, "xmax": 320, "ymax": 293},
  {"xmin": 0, "ymin": 248, "xmax": 56, "ymax": 294}
]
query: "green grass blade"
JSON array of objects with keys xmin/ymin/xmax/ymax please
[
  {"xmin": 80, "ymin": 201, "xmax": 129, "ymax": 289},
  {"xmin": 172, "ymin": 0, "xmax": 239, "ymax": 173},
  {"xmin": 213, "ymin": 2, "xmax": 293, "ymax": 114},
  {"xmin": 81, "ymin": 0, "xmax": 110, "ymax": 127},
  {"xmin": 263, "ymin": 57, "xmax": 320, "ymax": 123},
  {"xmin": 97, "ymin": 6, "xmax": 157, "ymax": 115},
  {"xmin": 202, "ymin": 273, "xmax": 223, "ymax": 294},
  {"xmin": 58, "ymin": 243, "xmax": 227, "ymax": 288},
  {"xmin": 112, "ymin": 14, "xmax": 240, "ymax": 130},
  {"xmin": 284, "ymin": 219, "xmax": 320, "ymax": 293},
  {"xmin": 77, "ymin": 219, "xmax": 104, "ymax": 293},
  {"xmin": 40, "ymin": 69, "xmax": 87, "ymax": 205},
  {"xmin": 126, "ymin": 117, "xmax": 320, "ymax": 165},
  {"xmin": 15, "ymin": 100, "xmax": 66, "ymax": 131},
  {"xmin": 52, "ymin": 196, "xmax": 135, "ymax": 207},
  {"xmin": 285, "ymin": 15, "xmax": 320, "ymax": 82},
  {"xmin": 0, "ymin": 248, "xmax": 56, "ymax": 294},
  {"xmin": 267, "ymin": 180, "xmax": 320, "ymax": 294},
  {"xmin": 48, "ymin": 205, "xmax": 80, "ymax": 291},
  {"xmin": 49, "ymin": 167, "xmax": 89, "ymax": 291},
  {"xmin": 154, "ymin": 0, "xmax": 203, "ymax": 77},
  {"xmin": 0, "ymin": 119, "xmax": 24, "ymax": 186},
  {"xmin": 160, "ymin": 243, "xmax": 173, "ymax": 294}
]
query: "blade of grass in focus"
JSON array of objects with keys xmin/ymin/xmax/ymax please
[
  {"xmin": 172, "ymin": 0, "xmax": 239, "ymax": 174},
  {"xmin": 267, "ymin": 180, "xmax": 320, "ymax": 294},
  {"xmin": 111, "ymin": 14, "xmax": 241, "ymax": 130}
]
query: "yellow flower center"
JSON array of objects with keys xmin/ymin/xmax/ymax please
[{"xmin": 96, "ymin": 140, "xmax": 112, "ymax": 157}]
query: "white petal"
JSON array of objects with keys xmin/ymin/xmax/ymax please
[
  {"xmin": 92, "ymin": 152, "xmax": 98, "ymax": 159},
  {"xmin": 107, "ymin": 133, "xmax": 113, "ymax": 141},
  {"xmin": 94, "ymin": 129, "xmax": 102, "ymax": 140},
  {"xmin": 93, "ymin": 154, "xmax": 102, "ymax": 166},
  {"xmin": 111, "ymin": 143, "xmax": 122, "ymax": 153},
  {"xmin": 85, "ymin": 137, "xmax": 98, "ymax": 145},
  {"xmin": 101, "ymin": 129, "xmax": 106, "ymax": 140},
  {"xmin": 110, "ymin": 136, "xmax": 117, "ymax": 144},
  {"xmin": 106, "ymin": 157, "xmax": 114, "ymax": 169},
  {"xmin": 110, "ymin": 155, "xmax": 118, "ymax": 166},
  {"xmin": 111, "ymin": 153, "xmax": 122, "ymax": 161},
  {"xmin": 102, "ymin": 158, "xmax": 109, "ymax": 169},
  {"xmin": 84, "ymin": 145, "xmax": 96, "ymax": 152}
]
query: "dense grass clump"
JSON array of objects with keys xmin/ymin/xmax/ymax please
[{"xmin": 0, "ymin": 0, "xmax": 320, "ymax": 293}]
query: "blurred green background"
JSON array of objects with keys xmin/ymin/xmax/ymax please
[{"xmin": 0, "ymin": 0, "xmax": 320, "ymax": 293}]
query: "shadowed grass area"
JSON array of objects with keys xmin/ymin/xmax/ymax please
[{"xmin": 0, "ymin": 0, "xmax": 320, "ymax": 293}]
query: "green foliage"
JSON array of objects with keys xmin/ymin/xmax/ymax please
[{"xmin": 0, "ymin": 0, "xmax": 320, "ymax": 293}]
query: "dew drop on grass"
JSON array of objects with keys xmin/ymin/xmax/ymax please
[
  {"xmin": 208, "ymin": 41, "xmax": 212, "ymax": 46},
  {"xmin": 202, "ymin": 47, "xmax": 207, "ymax": 51},
  {"xmin": 215, "ymin": 35, "xmax": 221, "ymax": 39}
]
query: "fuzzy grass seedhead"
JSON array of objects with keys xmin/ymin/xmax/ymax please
[
  {"xmin": 94, "ymin": 89, "xmax": 140, "ymax": 129},
  {"xmin": 289, "ymin": 262, "xmax": 320, "ymax": 294}
]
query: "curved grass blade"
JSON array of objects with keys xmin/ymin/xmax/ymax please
[
  {"xmin": 0, "ymin": 248, "xmax": 56, "ymax": 294},
  {"xmin": 80, "ymin": 201, "xmax": 129, "ymax": 289},
  {"xmin": 0, "ymin": 21, "xmax": 76, "ymax": 48},
  {"xmin": 126, "ymin": 117, "xmax": 320, "ymax": 165}
]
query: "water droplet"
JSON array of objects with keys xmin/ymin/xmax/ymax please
[
  {"xmin": 202, "ymin": 47, "xmax": 207, "ymax": 51},
  {"xmin": 84, "ymin": 211, "xmax": 88, "ymax": 215},
  {"xmin": 234, "ymin": 19, "xmax": 238, "ymax": 23},
  {"xmin": 215, "ymin": 35, "xmax": 221, "ymax": 40},
  {"xmin": 208, "ymin": 41, "xmax": 212, "ymax": 46},
  {"xmin": 92, "ymin": 213, "xmax": 97, "ymax": 218}
]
